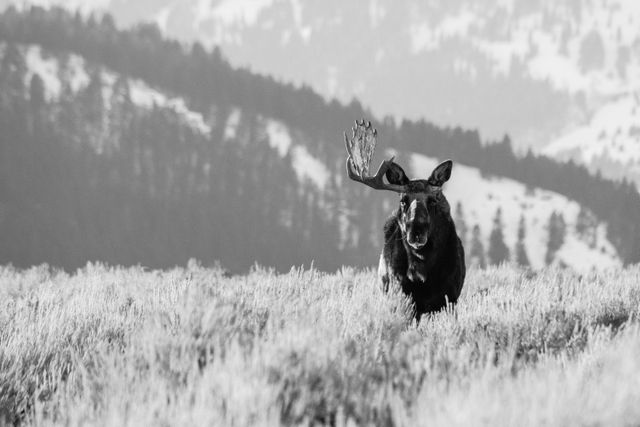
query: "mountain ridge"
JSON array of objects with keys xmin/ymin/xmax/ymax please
[
  {"xmin": 9, "ymin": 0, "xmax": 638, "ymax": 189},
  {"xmin": 14, "ymin": 41, "xmax": 622, "ymax": 271},
  {"xmin": 0, "ymin": 6, "xmax": 637, "ymax": 270}
]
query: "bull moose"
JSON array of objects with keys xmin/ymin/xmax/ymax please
[{"xmin": 345, "ymin": 120, "xmax": 465, "ymax": 320}]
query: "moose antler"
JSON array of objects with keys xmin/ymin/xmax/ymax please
[{"xmin": 344, "ymin": 120, "xmax": 408, "ymax": 193}]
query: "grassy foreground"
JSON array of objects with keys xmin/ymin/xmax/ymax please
[{"xmin": 1, "ymin": 263, "xmax": 640, "ymax": 426}]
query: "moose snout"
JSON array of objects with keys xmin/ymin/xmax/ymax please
[
  {"xmin": 403, "ymin": 200, "xmax": 430, "ymax": 249},
  {"xmin": 406, "ymin": 227, "xmax": 428, "ymax": 249}
]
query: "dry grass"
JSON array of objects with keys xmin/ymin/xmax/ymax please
[{"xmin": 1, "ymin": 262, "xmax": 640, "ymax": 426}]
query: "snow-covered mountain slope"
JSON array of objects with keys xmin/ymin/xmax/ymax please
[
  {"xmin": 543, "ymin": 92, "xmax": 640, "ymax": 186},
  {"xmin": 6, "ymin": 0, "xmax": 640, "ymax": 188},
  {"xmin": 411, "ymin": 154, "xmax": 620, "ymax": 271},
  {"xmin": 19, "ymin": 43, "xmax": 332, "ymax": 191},
  {"xmin": 22, "ymin": 45, "xmax": 211, "ymax": 135},
  {"xmin": 16, "ymin": 42, "xmax": 622, "ymax": 272},
  {"xmin": 259, "ymin": 119, "xmax": 621, "ymax": 271}
]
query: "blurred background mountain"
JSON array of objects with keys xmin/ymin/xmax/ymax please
[
  {"xmin": 0, "ymin": 1, "xmax": 638, "ymax": 273},
  {"xmin": 6, "ymin": 0, "xmax": 640, "ymax": 184}
]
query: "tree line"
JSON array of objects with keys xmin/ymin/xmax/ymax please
[{"xmin": 454, "ymin": 202, "xmax": 572, "ymax": 269}]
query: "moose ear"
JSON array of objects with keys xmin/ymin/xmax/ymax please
[
  {"xmin": 428, "ymin": 160, "xmax": 453, "ymax": 187},
  {"xmin": 385, "ymin": 161, "xmax": 410, "ymax": 186}
]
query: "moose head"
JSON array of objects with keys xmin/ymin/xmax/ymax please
[
  {"xmin": 345, "ymin": 120, "xmax": 453, "ymax": 253},
  {"xmin": 344, "ymin": 120, "xmax": 465, "ymax": 318}
]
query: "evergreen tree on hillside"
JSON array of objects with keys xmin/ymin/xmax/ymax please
[
  {"xmin": 575, "ymin": 206, "xmax": 588, "ymax": 235},
  {"xmin": 469, "ymin": 224, "xmax": 486, "ymax": 269},
  {"xmin": 545, "ymin": 211, "xmax": 567, "ymax": 265},
  {"xmin": 515, "ymin": 214, "xmax": 530, "ymax": 267},
  {"xmin": 28, "ymin": 74, "xmax": 45, "ymax": 110},
  {"xmin": 580, "ymin": 29, "xmax": 606, "ymax": 72},
  {"xmin": 454, "ymin": 201, "xmax": 468, "ymax": 246},
  {"xmin": 488, "ymin": 208, "xmax": 510, "ymax": 265},
  {"xmin": 0, "ymin": 42, "xmax": 27, "ymax": 99},
  {"xmin": 576, "ymin": 206, "xmax": 597, "ymax": 248},
  {"xmin": 27, "ymin": 73, "xmax": 46, "ymax": 135}
]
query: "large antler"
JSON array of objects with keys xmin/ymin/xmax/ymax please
[{"xmin": 344, "ymin": 120, "xmax": 408, "ymax": 193}]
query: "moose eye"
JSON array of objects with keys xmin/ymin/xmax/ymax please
[{"xmin": 400, "ymin": 196, "xmax": 409, "ymax": 208}]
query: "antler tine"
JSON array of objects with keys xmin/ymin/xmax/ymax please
[
  {"xmin": 344, "ymin": 131, "xmax": 353, "ymax": 157},
  {"xmin": 346, "ymin": 156, "xmax": 407, "ymax": 193}
]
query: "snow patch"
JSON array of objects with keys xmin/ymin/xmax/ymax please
[
  {"xmin": 22, "ymin": 46, "xmax": 90, "ymax": 97},
  {"xmin": 410, "ymin": 10, "xmax": 475, "ymax": 54},
  {"xmin": 19, "ymin": 44, "xmax": 211, "ymax": 136},
  {"xmin": 265, "ymin": 119, "xmax": 292, "ymax": 157},
  {"xmin": 66, "ymin": 55, "xmax": 90, "ymax": 91},
  {"xmin": 369, "ymin": 0, "xmax": 387, "ymax": 28},
  {"xmin": 24, "ymin": 46, "xmax": 60, "ymax": 100},
  {"xmin": 556, "ymin": 229, "xmax": 619, "ymax": 273},
  {"xmin": 201, "ymin": 0, "xmax": 274, "ymax": 26},
  {"xmin": 9, "ymin": 0, "xmax": 111, "ymax": 14},
  {"xmin": 544, "ymin": 93, "xmax": 640, "ymax": 165},
  {"xmin": 299, "ymin": 26, "xmax": 312, "ymax": 43},
  {"xmin": 439, "ymin": 11, "xmax": 474, "ymax": 39},
  {"xmin": 409, "ymin": 24, "xmax": 438, "ymax": 53},
  {"xmin": 125, "ymin": 79, "xmax": 211, "ymax": 135},
  {"xmin": 155, "ymin": 6, "xmax": 173, "ymax": 33},
  {"xmin": 291, "ymin": 146, "xmax": 330, "ymax": 190},
  {"xmin": 224, "ymin": 108, "xmax": 242, "ymax": 140}
]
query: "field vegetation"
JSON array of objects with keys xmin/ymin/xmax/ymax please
[{"xmin": 1, "ymin": 262, "xmax": 639, "ymax": 426}]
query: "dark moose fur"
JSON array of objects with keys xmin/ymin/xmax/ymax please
[{"xmin": 378, "ymin": 160, "xmax": 466, "ymax": 320}]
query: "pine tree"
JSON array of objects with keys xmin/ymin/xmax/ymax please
[
  {"xmin": 488, "ymin": 208, "xmax": 510, "ymax": 265},
  {"xmin": 576, "ymin": 206, "xmax": 597, "ymax": 248},
  {"xmin": 27, "ymin": 74, "xmax": 46, "ymax": 136},
  {"xmin": 515, "ymin": 214, "xmax": 530, "ymax": 267},
  {"xmin": 454, "ymin": 201, "xmax": 468, "ymax": 246},
  {"xmin": 469, "ymin": 224, "xmax": 486, "ymax": 269},
  {"xmin": 576, "ymin": 206, "xmax": 588, "ymax": 236},
  {"xmin": 28, "ymin": 74, "xmax": 45, "ymax": 111},
  {"xmin": 545, "ymin": 211, "xmax": 567, "ymax": 265}
]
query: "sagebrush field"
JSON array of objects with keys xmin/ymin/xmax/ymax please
[{"xmin": 1, "ymin": 263, "xmax": 639, "ymax": 426}]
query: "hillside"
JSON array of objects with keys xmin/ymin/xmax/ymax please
[
  {"xmin": 0, "ymin": 41, "xmax": 621, "ymax": 272},
  {"xmin": 1, "ymin": 264, "xmax": 640, "ymax": 425},
  {"xmin": 410, "ymin": 154, "xmax": 619, "ymax": 270},
  {"xmin": 0, "ymin": 7, "xmax": 638, "ymax": 271},
  {"xmin": 5, "ymin": 0, "xmax": 640, "ymax": 187},
  {"xmin": 543, "ymin": 92, "xmax": 640, "ymax": 185}
]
